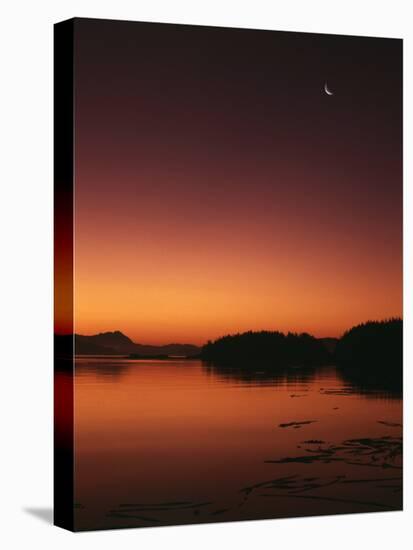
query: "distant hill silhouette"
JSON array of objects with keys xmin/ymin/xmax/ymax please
[
  {"xmin": 201, "ymin": 330, "xmax": 331, "ymax": 367},
  {"xmin": 77, "ymin": 331, "xmax": 137, "ymax": 354},
  {"xmin": 55, "ymin": 331, "xmax": 201, "ymax": 357}
]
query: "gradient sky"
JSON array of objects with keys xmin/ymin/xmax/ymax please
[{"xmin": 73, "ymin": 19, "xmax": 402, "ymax": 345}]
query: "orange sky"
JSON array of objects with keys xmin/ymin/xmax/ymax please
[
  {"xmin": 71, "ymin": 21, "xmax": 402, "ymax": 345},
  {"xmin": 73, "ymin": 190, "xmax": 402, "ymax": 344}
]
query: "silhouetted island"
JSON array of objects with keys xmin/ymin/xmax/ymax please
[
  {"xmin": 335, "ymin": 318, "xmax": 402, "ymax": 394},
  {"xmin": 55, "ymin": 319, "xmax": 403, "ymax": 394},
  {"xmin": 201, "ymin": 330, "xmax": 331, "ymax": 367},
  {"xmin": 335, "ymin": 318, "xmax": 402, "ymax": 366}
]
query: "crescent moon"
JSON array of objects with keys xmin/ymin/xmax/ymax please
[{"xmin": 324, "ymin": 82, "xmax": 334, "ymax": 96}]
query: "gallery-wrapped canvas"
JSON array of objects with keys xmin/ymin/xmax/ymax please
[{"xmin": 54, "ymin": 18, "xmax": 403, "ymax": 531}]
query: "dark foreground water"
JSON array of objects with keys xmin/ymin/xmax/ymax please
[{"xmin": 69, "ymin": 358, "xmax": 402, "ymax": 530}]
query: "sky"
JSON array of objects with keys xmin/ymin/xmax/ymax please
[{"xmin": 71, "ymin": 19, "xmax": 402, "ymax": 345}]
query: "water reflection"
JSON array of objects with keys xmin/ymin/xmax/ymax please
[
  {"xmin": 203, "ymin": 359, "xmax": 402, "ymax": 398},
  {"xmin": 74, "ymin": 356, "xmax": 402, "ymax": 398},
  {"xmin": 202, "ymin": 361, "xmax": 318, "ymax": 386},
  {"xmin": 338, "ymin": 366, "xmax": 402, "ymax": 399},
  {"xmin": 73, "ymin": 357, "xmax": 402, "ymax": 530},
  {"xmin": 74, "ymin": 356, "xmax": 131, "ymax": 379}
]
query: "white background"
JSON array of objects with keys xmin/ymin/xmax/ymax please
[{"xmin": 0, "ymin": 1, "xmax": 411, "ymax": 548}]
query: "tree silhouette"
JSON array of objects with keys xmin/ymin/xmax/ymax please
[
  {"xmin": 335, "ymin": 318, "xmax": 402, "ymax": 367},
  {"xmin": 335, "ymin": 318, "xmax": 402, "ymax": 395},
  {"xmin": 201, "ymin": 330, "xmax": 330, "ymax": 367}
]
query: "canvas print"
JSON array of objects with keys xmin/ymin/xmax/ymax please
[{"xmin": 54, "ymin": 18, "xmax": 402, "ymax": 531}]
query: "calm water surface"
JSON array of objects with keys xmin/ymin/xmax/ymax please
[{"xmin": 72, "ymin": 358, "xmax": 402, "ymax": 530}]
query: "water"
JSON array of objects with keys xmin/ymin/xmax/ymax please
[{"xmin": 70, "ymin": 358, "xmax": 402, "ymax": 530}]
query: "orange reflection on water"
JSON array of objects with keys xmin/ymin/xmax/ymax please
[{"xmin": 74, "ymin": 359, "xmax": 402, "ymax": 530}]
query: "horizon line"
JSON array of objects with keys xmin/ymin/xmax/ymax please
[{"xmin": 54, "ymin": 317, "xmax": 403, "ymax": 346}]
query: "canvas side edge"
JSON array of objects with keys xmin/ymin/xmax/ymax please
[{"xmin": 53, "ymin": 18, "xmax": 75, "ymax": 533}]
